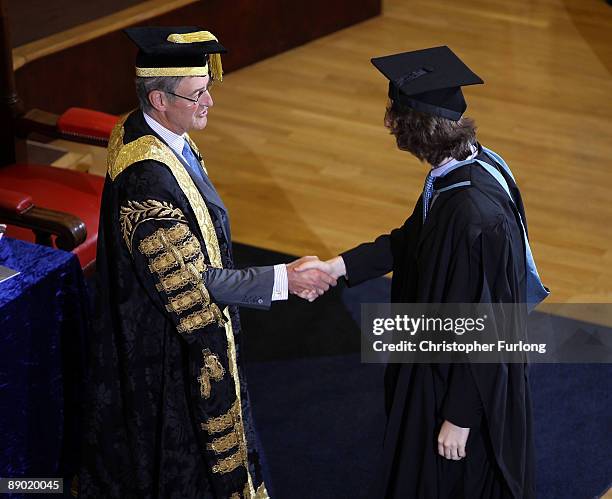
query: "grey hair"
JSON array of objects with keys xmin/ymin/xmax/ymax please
[{"xmin": 135, "ymin": 76, "xmax": 183, "ymax": 112}]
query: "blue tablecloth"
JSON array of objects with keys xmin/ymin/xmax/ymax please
[{"xmin": 0, "ymin": 237, "xmax": 88, "ymax": 484}]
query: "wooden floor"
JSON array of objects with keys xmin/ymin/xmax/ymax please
[
  {"xmin": 187, "ymin": 0, "xmax": 612, "ymax": 306},
  {"xmin": 64, "ymin": 0, "xmax": 611, "ymax": 307}
]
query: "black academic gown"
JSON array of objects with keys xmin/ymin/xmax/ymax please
[
  {"xmin": 342, "ymin": 147, "xmax": 535, "ymax": 499},
  {"xmin": 79, "ymin": 111, "xmax": 268, "ymax": 499}
]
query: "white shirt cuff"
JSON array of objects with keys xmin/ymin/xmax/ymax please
[{"xmin": 271, "ymin": 264, "xmax": 288, "ymax": 301}]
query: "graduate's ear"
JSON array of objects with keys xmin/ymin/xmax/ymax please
[{"xmin": 148, "ymin": 90, "xmax": 167, "ymax": 112}]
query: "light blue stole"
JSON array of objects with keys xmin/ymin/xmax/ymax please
[{"xmin": 431, "ymin": 146, "xmax": 549, "ymax": 311}]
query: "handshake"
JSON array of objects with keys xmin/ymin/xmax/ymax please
[{"xmin": 286, "ymin": 256, "xmax": 347, "ymax": 302}]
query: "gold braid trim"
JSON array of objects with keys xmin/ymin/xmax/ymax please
[
  {"xmin": 179, "ymin": 236, "xmax": 202, "ymax": 259},
  {"xmin": 198, "ymin": 349, "xmax": 225, "ymax": 399},
  {"xmin": 156, "ymin": 268, "xmax": 200, "ymax": 294},
  {"xmin": 135, "ymin": 65, "xmax": 209, "ymax": 77},
  {"xmin": 176, "ymin": 305, "xmax": 223, "ymax": 334},
  {"xmin": 138, "ymin": 223, "xmax": 190, "ymax": 256},
  {"xmin": 206, "ymin": 431, "xmax": 239, "ymax": 454},
  {"xmin": 122, "ymin": 206, "xmax": 222, "ymax": 332},
  {"xmin": 166, "ymin": 289, "xmax": 206, "ymax": 314},
  {"xmin": 212, "ymin": 445, "xmax": 247, "ymax": 475},
  {"xmin": 222, "ymin": 307, "xmax": 256, "ymax": 491},
  {"xmin": 144, "ymin": 231, "xmax": 199, "ymax": 270},
  {"xmin": 201, "ymin": 400, "xmax": 241, "ymax": 434},
  {"xmin": 149, "ymin": 251, "xmax": 180, "ymax": 275}
]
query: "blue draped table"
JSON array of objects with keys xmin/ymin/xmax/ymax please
[{"xmin": 0, "ymin": 237, "xmax": 88, "ymax": 487}]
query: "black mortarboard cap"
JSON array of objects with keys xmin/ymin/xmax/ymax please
[
  {"xmin": 125, "ymin": 26, "xmax": 227, "ymax": 80},
  {"xmin": 371, "ymin": 46, "xmax": 483, "ymax": 121}
]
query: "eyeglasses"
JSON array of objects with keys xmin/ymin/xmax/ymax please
[{"xmin": 165, "ymin": 79, "xmax": 215, "ymax": 104}]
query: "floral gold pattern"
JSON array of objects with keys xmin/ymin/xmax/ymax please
[{"xmin": 120, "ymin": 199, "xmax": 185, "ymax": 252}]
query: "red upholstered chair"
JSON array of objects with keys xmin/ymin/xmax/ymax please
[{"xmin": 0, "ymin": 107, "xmax": 118, "ymax": 275}]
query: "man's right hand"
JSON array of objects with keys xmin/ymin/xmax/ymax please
[{"xmin": 286, "ymin": 256, "xmax": 337, "ymax": 301}]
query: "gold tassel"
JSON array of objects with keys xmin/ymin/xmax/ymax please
[
  {"xmin": 167, "ymin": 31, "xmax": 223, "ymax": 82},
  {"xmin": 208, "ymin": 53, "xmax": 223, "ymax": 82}
]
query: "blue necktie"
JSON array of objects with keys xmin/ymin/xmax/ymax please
[
  {"xmin": 422, "ymin": 172, "xmax": 435, "ymax": 223},
  {"xmin": 182, "ymin": 141, "xmax": 205, "ymax": 182}
]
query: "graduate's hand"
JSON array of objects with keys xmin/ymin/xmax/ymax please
[
  {"xmin": 292, "ymin": 256, "xmax": 346, "ymax": 301},
  {"xmin": 437, "ymin": 420, "xmax": 470, "ymax": 460},
  {"xmin": 286, "ymin": 256, "xmax": 337, "ymax": 301},
  {"xmin": 295, "ymin": 256, "xmax": 347, "ymax": 280}
]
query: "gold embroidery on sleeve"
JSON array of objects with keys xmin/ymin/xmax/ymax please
[
  {"xmin": 120, "ymin": 199, "xmax": 185, "ymax": 253},
  {"xmin": 149, "ymin": 251, "xmax": 179, "ymax": 274},
  {"xmin": 197, "ymin": 349, "xmax": 225, "ymax": 399},
  {"xmin": 138, "ymin": 235, "xmax": 165, "ymax": 257},
  {"xmin": 156, "ymin": 268, "xmax": 200, "ymax": 293},
  {"xmin": 200, "ymin": 400, "xmax": 240, "ymax": 434},
  {"xmin": 212, "ymin": 445, "xmax": 248, "ymax": 475},
  {"xmin": 192, "ymin": 254, "xmax": 207, "ymax": 273},
  {"xmin": 166, "ymin": 289, "xmax": 205, "ymax": 314},
  {"xmin": 138, "ymin": 224, "xmax": 190, "ymax": 256},
  {"xmin": 206, "ymin": 431, "xmax": 239, "ymax": 454},
  {"xmin": 180, "ymin": 236, "xmax": 202, "ymax": 259},
  {"xmin": 133, "ymin": 218, "xmax": 223, "ymax": 332},
  {"xmin": 176, "ymin": 306, "xmax": 224, "ymax": 333}
]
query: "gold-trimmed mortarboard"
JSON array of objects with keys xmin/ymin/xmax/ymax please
[
  {"xmin": 124, "ymin": 26, "xmax": 227, "ymax": 81},
  {"xmin": 371, "ymin": 46, "xmax": 483, "ymax": 121}
]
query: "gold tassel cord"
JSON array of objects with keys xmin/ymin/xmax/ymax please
[
  {"xmin": 167, "ymin": 31, "xmax": 218, "ymax": 44},
  {"xmin": 208, "ymin": 53, "xmax": 223, "ymax": 82}
]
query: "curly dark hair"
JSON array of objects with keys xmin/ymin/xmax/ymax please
[{"xmin": 384, "ymin": 101, "xmax": 477, "ymax": 165}]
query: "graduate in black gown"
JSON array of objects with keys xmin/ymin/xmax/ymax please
[{"xmin": 297, "ymin": 46, "xmax": 549, "ymax": 498}]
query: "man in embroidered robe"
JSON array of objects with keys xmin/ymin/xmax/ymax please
[
  {"xmin": 79, "ymin": 26, "xmax": 335, "ymax": 499},
  {"xmin": 298, "ymin": 47, "xmax": 548, "ymax": 498}
]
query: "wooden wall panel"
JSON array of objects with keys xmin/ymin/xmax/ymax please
[{"xmin": 14, "ymin": 0, "xmax": 381, "ymax": 114}]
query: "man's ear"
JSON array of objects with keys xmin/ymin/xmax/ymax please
[{"xmin": 148, "ymin": 90, "xmax": 166, "ymax": 112}]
